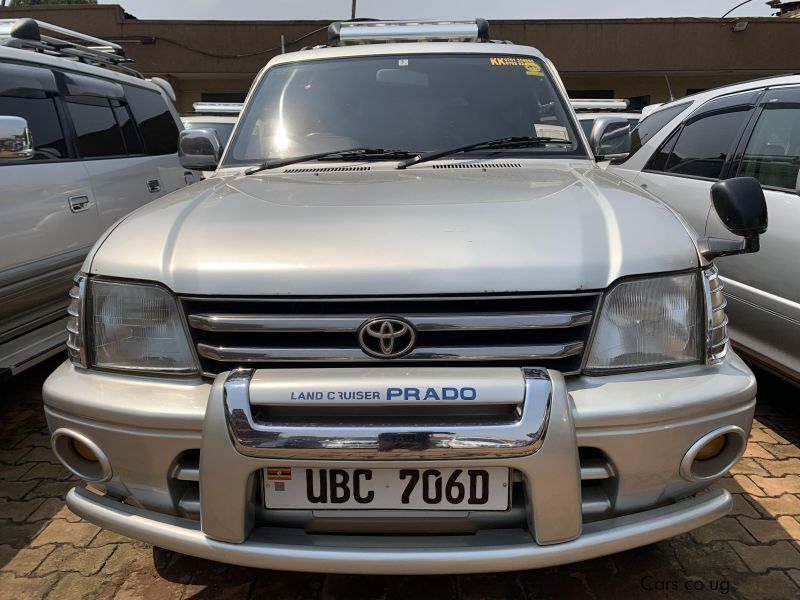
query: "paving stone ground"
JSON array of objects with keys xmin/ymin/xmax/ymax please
[{"xmin": 2, "ymin": 356, "xmax": 800, "ymax": 599}]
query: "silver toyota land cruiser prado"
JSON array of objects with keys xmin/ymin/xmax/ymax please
[{"xmin": 44, "ymin": 19, "xmax": 767, "ymax": 574}]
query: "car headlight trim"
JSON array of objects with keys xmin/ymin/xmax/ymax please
[
  {"xmin": 584, "ymin": 270, "xmax": 705, "ymax": 374},
  {"xmin": 66, "ymin": 274, "xmax": 88, "ymax": 368},
  {"xmin": 703, "ymin": 265, "xmax": 729, "ymax": 365}
]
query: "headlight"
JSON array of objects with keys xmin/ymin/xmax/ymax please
[
  {"xmin": 68, "ymin": 277, "xmax": 196, "ymax": 375},
  {"xmin": 585, "ymin": 271, "xmax": 704, "ymax": 373}
]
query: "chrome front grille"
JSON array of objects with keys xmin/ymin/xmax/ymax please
[{"xmin": 181, "ymin": 293, "xmax": 600, "ymax": 378}]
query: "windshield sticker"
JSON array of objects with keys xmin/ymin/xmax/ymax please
[
  {"xmin": 398, "ymin": 58, "xmax": 409, "ymax": 67},
  {"xmin": 489, "ymin": 57, "xmax": 544, "ymax": 76},
  {"xmin": 534, "ymin": 123, "xmax": 570, "ymax": 141}
]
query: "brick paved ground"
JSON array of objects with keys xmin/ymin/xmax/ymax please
[{"xmin": 2, "ymin": 357, "xmax": 800, "ymax": 599}]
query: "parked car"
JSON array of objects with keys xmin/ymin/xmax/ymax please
[
  {"xmin": 181, "ymin": 102, "xmax": 242, "ymax": 147},
  {"xmin": 572, "ymin": 98, "xmax": 640, "ymax": 158},
  {"xmin": 45, "ymin": 19, "xmax": 764, "ymax": 574},
  {"xmin": 181, "ymin": 102, "xmax": 241, "ymax": 176},
  {"xmin": 0, "ymin": 18, "xmax": 198, "ymax": 379},
  {"xmin": 608, "ymin": 75, "xmax": 800, "ymax": 382}
]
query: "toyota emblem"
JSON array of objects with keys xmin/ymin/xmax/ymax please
[{"xmin": 357, "ymin": 317, "xmax": 417, "ymax": 359}]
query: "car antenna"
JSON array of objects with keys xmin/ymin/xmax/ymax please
[{"xmin": 664, "ymin": 74, "xmax": 675, "ymax": 102}]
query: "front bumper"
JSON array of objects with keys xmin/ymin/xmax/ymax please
[
  {"xmin": 44, "ymin": 351, "xmax": 756, "ymax": 574},
  {"xmin": 67, "ymin": 485, "xmax": 731, "ymax": 575}
]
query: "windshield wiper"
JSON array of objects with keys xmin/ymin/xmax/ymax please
[
  {"xmin": 244, "ymin": 148, "xmax": 418, "ymax": 175},
  {"xmin": 397, "ymin": 136, "xmax": 572, "ymax": 169}
]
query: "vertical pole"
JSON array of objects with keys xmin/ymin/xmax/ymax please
[
  {"xmin": 280, "ymin": 34, "xmax": 285, "ymax": 54},
  {"xmin": 351, "ymin": 0, "xmax": 357, "ymax": 19}
]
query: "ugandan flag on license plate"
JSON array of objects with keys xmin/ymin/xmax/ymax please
[{"xmin": 267, "ymin": 468, "xmax": 292, "ymax": 481}]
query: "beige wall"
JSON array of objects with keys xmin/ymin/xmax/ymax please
[{"xmin": 1, "ymin": 4, "xmax": 798, "ymax": 110}]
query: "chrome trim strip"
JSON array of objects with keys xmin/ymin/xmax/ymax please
[
  {"xmin": 221, "ymin": 368, "xmax": 551, "ymax": 459},
  {"xmin": 710, "ymin": 316, "xmax": 729, "ymax": 332},
  {"xmin": 702, "ymin": 266, "xmax": 728, "ymax": 364},
  {"xmin": 199, "ymin": 342, "xmax": 584, "ymax": 363},
  {"xmin": 181, "ymin": 292, "xmax": 602, "ymax": 303},
  {"xmin": 711, "ymin": 298, "xmax": 728, "ymax": 312},
  {"xmin": 188, "ymin": 311, "xmax": 593, "ymax": 333}
]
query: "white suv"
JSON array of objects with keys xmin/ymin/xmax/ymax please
[
  {"xmin": 608, "ymin": 75, "xmax": 800, "ymax": 382},
  {"xmin": 0, "ymin": 19, "xmax": 197, "ymax": 378},
  {"xmin": 45, "ymin": 19, "xmax": 766, "ymax": 574}
]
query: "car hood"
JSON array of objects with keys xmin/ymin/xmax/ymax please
[{"xmin": 88, "ymin": 161, "xmax": 699, "ymax": 295}]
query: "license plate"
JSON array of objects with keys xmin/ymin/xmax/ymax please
[{"xmin": 264, "ymin": 467, "xmax": 510, "ymax": 510}]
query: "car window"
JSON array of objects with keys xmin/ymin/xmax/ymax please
[
  {"xmin": 111, "ymin": 100, "xmax": 144, "ymax": 155},
  {"xmin": 125, "ymin": 84, "xmax": 179, "ymax": 156},
  {"xmin": 740, "ymin": 103, "xmax": 800, "ymax": 192},
  {"xmin": 649, "ymin": 109, "xmax": 750, "ymax": 180},
  {"xmin": 0, "ymin": 94, "xmax": 67, "ymax": 161},
  {"xmin": 65, "ymin": 96, "xmax": 127, "ymax": 158},
  {"xmin": 627, "ymin": 101, "xmax": 691, "ymax": 157}
]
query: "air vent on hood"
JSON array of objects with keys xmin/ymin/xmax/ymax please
[
  {"xmin": 282, "ymin": 166, "xmax": 371, "ymax": 174},
  {"xmin": 430, "ymin": 162, "xmax": 523, "ymax": 169}
]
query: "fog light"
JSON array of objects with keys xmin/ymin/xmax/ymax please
[
  {"xmin": 680, "ymin": 426, "xmax": 747, "ymax": 482},
  {"xmin": 72, "ymin": 438, "xmax": 99, "ymax": 462},
  {"xmin": 695, "ymin": 435, "xmax": 727, "ymax": 461},
  {"xmin": 51, "ymin": 429, "xmax": 112, "ymax": 482}
]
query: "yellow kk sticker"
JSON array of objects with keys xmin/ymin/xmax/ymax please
[{"xmin": 489, "ymin": 57, "xmax": 543, "ymax": 76}]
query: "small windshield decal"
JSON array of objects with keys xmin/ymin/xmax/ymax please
[
  {"xmin": 398, "ymin": 58, "xmax": 409, "ymax": 66},
  {"xmin": 489, "ymin": 56, "xmax": 544, "ymax": 76}
]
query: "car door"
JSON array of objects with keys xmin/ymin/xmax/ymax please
[
  {"xmin": 630, "ymin": 91, "xmax": 759, "ymax": 239},
  {"xmin": 707, "ymin": 85, "xmax": 800, "ymax": 378},
  {"xmin": 60, "ymin": 72, "xmax": 162, "ymax": 233},
  {"xmin": 0, "ymin": 63, "xmax": 99, "ymax": 344},
  {"xmin": 124, "ymin": 83, "xmax": 194, "ymax": 194}
]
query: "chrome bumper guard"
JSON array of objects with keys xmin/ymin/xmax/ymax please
[
  {"xmin": 202, "ymin": 366, "xmax": 582, "ymax": 546},
  {"xmin": 222, "ymin": 367, "xmax": 551, "ymax": 460}
]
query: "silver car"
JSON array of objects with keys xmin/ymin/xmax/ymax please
[
  {"xmin": 609, "ymin": 75, "xmax": 800, "ymax": 382},
  {"xmin": 44, "ymin": 19, "xmax": 764, "ymax": 574}
]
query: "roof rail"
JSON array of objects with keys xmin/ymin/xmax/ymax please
[
  {"xmin": 328, "ymin": 19, "xmax": 491, "ymax": 45},
  {"xmin": 192, "ymin": 102, "xmax": 243, "ymax": 114},
  {"xmin": 0, "ymin": 18, "xmax": 144, "ymax": 79},
  {"xmin": 570, "ymin": 99, "xmax": 630, "ymax": 112}
]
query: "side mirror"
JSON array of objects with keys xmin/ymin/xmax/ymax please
[
  {"xmin": 588, "ymin": 116, "xmax": 631, "ymax": 161},
  {"xmin": 0, "ymin": 116, "xmax": 33, "ymax": 160},
  {"xmin": 179, "ymin": 128, "xmax": 222, "ymax": 171},
  {"xmin": 699, "ymin": 177, "xmax": 768, "ymax": 259}
]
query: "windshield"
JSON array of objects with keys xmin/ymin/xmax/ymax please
[
  {"xmin": 224, "ymin": 54, "xmax": 585, "ymax": 166},
  {"xmin": 184, "ymin": 121, "xmax": 236, "ymax": 146}
]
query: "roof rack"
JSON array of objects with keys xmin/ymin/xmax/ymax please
[
  {"xmin": 192, "ymin": 102, "xmax": 243, "ymax": 115},
  {"xmin": 570, "ymin": 99, "xmax": 631, "ymax": 112},
  {"xmin": 328, "ymin": 19, "xmax": 491, "ymax": 45},
  {"xmin": 0, "ymin": 18, "xmax": 144, "ymax": 79}
]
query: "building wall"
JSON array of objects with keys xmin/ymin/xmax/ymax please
[{"xmin": 1, "ymin": 4, "xmax": 798, "ymax": 111}]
